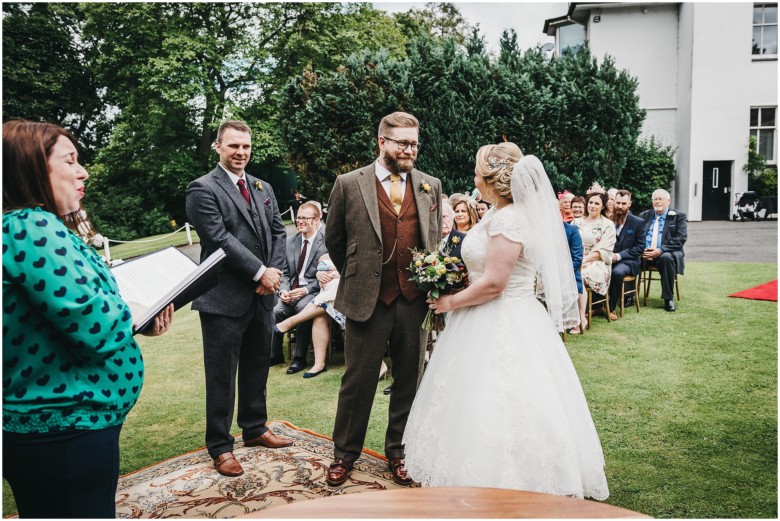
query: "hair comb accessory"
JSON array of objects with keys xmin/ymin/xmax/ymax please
[{"xmin": 487, "ymin": 157, "xmax": 512, "ymax": 169}]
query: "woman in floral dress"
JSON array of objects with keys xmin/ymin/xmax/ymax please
[{"xmin": 570, "ymin": 192, "xmax": 616, "ymax": 333}]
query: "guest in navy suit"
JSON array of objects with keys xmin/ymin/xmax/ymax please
[
  {"xmin": 607, "ymin": 190, "xmax": 646, "ymax": 318},
  {"xmin": 639, "ymin": 189, "xmax": 687, "ymax": 312}
]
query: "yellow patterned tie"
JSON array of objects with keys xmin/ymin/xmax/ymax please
[{"xmin": 389, "ymin": 173, "xmax": 403, "ymax": 214}]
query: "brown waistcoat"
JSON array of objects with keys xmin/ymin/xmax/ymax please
[{"xmin": 375, "ymin": 176, "xmax": 423, "ymax": 305}]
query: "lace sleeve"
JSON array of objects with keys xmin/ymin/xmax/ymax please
[{"xmin": 487, "ymin": 207, "xmax": 525, "ymax": 245}]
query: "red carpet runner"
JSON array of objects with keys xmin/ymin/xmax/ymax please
[{"xmin": 728, "ymin": 280, "xmax": 778, "ymax": 302}]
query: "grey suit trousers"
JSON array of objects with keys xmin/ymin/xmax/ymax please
[
  {"xmin": 200, "ymin": 297, "xmax": 273, "ymax": 458},
  {"xmin": 272, "ymin": 293, "xmax": 317, "ymax": 360}
]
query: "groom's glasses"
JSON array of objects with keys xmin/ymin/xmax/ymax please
[{"xmin": 382, "ymin": 137, "xmax": 421, "ymax": 152}]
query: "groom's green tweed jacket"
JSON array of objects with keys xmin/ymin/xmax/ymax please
[{"xmin": 325, "ymin": 162, "xmax": 442, "ymax": 322}]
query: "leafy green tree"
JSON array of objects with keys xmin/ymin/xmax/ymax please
[
  {"xmin": 280, "ymin": 49, "xmax": 413, "ymax": 202},
  {"xmin": 77, "ymin": 2, "xmax": 411, "ymax": 237},
  {"xmin": 393, "ymin": 2, "xmax": 472, "ymax": 45},
  {"xmin": 619, "ymin": 137, "xmax": 677, "ymax": 211},
  {"xmin": 279, "ymin": 38, "xmax": 654, "ymax": 201},
  {"xmin": 744, "ymin": 136, "xmax": 777, "ymax": 196},
  {"xmin": 2, "ymin": 3, "xmax": 107, "ymax": 161}
]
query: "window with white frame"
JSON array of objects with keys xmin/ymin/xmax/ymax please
[
  {"xmin": 752, "ymin": 4, "xmax": 778, "ymax": 56},
  {"xmin": 750, "ymin": 107, "xmax": 776, "ymax": 163}
]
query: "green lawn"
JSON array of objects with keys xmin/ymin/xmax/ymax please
[{"xmin": 3, "ymin": 261, "xmax": 777, "ymax": 518}]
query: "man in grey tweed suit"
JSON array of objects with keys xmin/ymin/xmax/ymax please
[
  {"xmin": 186, "ymin": 120, "xmax": 292, "ymax": 477},
  {"xmin": 324, "ymin": 112, "xmax": 442, "ymax": 487}
]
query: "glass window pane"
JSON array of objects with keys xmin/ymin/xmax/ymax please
[
  {"xmin": 753, "ymin": 27, "xmax": 762, "ymax": 54},
  {"xmin": 759, "ymin": 129, "xmax": 775, "ymax": 160},
  {"xmin": 761, "ymin": 107, "xmax": 776, "ymax": 127},
  {"xmin": 751, "ymin": 108, "xmax": 760, "ymax": 127},
  {"xmin": 765, "ymin": 5, "xmax": 777, "ymax": 24},
  {"xmin": 763, "ymin": 26, "xmax": 777, "ymax": 54},
  {"xmin": 754, "ymin": 5, "xmax": 763, "ymax": 24}
]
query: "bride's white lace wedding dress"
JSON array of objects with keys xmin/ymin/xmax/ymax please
[{"xmin": 403, "ymin": 205, "xmax": 609, "ymax": 500}]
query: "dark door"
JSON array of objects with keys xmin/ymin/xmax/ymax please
[{"xmin": 702, "ymin": 161, "xmax": 732, "ymax": 220}]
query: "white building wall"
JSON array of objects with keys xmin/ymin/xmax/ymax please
[
  {"xmin": 686, "ymin": 3, "xmax": 761, "ymax": 221},
  {"xmin": 569, "ymin": 1, "xmax": 777, "ymax": 220},
  {"xmin": 676, "ymin": 3, "xmax": 694, "ymax": 215},
  {"xmin": 586, "ymin": 4, "xmax": 680, "ymax": 148}
]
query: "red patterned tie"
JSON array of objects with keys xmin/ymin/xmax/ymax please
[
  {"xmin": 237, "ymin": 178, "xmax": 251, "ymax": 206},
  {"xmin": 291, "ymin": 239, "xmax": 309, "ymax": 290}
]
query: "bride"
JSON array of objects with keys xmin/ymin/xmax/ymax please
[{"xmin": 402, "ymin": 143, "xmax": 609, "ymax": 500}]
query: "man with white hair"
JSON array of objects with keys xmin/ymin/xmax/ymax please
[{"xmin": 639, "ymin": 189, "xmax": 687, "ymax": 311}]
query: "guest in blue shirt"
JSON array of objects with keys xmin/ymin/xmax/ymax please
[
  {"xmin": 639, "ymin": 189, "xmax": 687, "ymax": 311},
  {"xmin": 564, "ymin": 221, "xmax": 584, "ymax": 332}
]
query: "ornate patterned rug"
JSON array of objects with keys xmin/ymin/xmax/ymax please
[{"xmin": 116, "ymin": 421, "xmax": 402, "ymax": 518}]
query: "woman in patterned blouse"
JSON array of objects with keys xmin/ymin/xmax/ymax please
[{"xmin": 2, "ymin": 120, "xmax": 174, "ymax": 518}]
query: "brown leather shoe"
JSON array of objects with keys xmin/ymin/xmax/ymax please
[
  {"xmin": 388, "ymin": 458, "xmax": 414, "ymax": 486},
  {"xmin": 325, "ymin": 459, "xmax": 352, "ymax": 487},
  {"xmin": 243, "ymin": 429, "xmax": 294, "ymax": 449},
  {"xmin": 214, "ymin": 452, "xmax": 244, "ymax": 477},
  {"xmin": 608, "ymin": 311, "xmax": 618, "ymax": 321}
]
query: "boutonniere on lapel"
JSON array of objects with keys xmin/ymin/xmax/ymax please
[
  {"xmin": 419, "ymin": 181, "xmax": 431, "ymax": 194},
  {"xmin": 451, "ymin": 236, "xmax": 460, "ymax": 245},
  {"xmin": 668, "ymin": 211, "xmax": 676, "ymax": 217},
  {"xmin": 254, "ymin": 181, "xmax": 263, "ymax": 192}
]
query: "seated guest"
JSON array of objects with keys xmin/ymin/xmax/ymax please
[
  {"xmin": 607, "ymin": 190, "xmax": 645, "ymax": 319},
  {"xmin": 476, "ymin": 199, "xmax": 491, "ymax": 219},
  {"xmin": 558, "ymin": 190, "xmax": 575, "ymax": 222},
  {"xmin": 564, "ymin": 221, "xmax": 584, "ymax": 293},
  {"xmin": 606, "ymin": 188, "xmax": 617, "ymax": 220},
  {"xmin": 276, "ymin": 254, "xmax": 340, "ymax": 378},
  {"xmin": 451, "ymin": 197, "xmax": 479, "ymax": 233},
  {"xmin": 571, "ymin": 192, "xmax": 616, "ymax": 333},
  {"xmin": 271, "ymin": 201, "xmax": 327, "ymax": 373},
  {"xmin": 640, "ymin": 189, "xmax": 687, "ymax": 312},
  {"xmin": 564, "ymin": 220, "xmax": 584, "ymax": 329},
  {"xmin": 570, "ymin": 196, "xmax": 586, "ymax": 219},
  {"xmin": 277, "ymin": 254, "xmax": 388, "ymax": 379},
  {"xmin": 439, "ymin": 199, "xmax": 467, "ymax": 258}
]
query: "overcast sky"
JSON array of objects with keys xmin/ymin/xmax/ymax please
[{"xmin": 374, "ymin": 2, "xmax": 568, "ymax": 54}]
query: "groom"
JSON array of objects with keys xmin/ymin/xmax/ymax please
[{"xmin": 324, "ymin": 112, "xmax": 442, "ymax": 486}]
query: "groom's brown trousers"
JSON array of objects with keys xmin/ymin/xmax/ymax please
[{"xmin": 332, "ymin": 296, "xmax": 428, "ymax": 465}]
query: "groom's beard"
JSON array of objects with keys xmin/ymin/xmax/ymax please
[
  {"xmin": 385, "ymin": 154, "xmax": 415, "ymax": 174},
  {"xmin": 612, "ymin": 207, "xmax": 628, "ymax": 224}
]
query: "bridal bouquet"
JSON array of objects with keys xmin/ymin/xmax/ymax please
[{"xmin": 408, "ymin": 248, "xmax": 469, "ymax": 331}]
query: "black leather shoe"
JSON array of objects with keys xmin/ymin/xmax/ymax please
[
  {"xmin": 382, "ymin": 384, "xmax": 392, "ymax": 395},
  {"xmin": 664, "ymin": 299, "xmax": 676, "ymax": 312},
  {"xmin": 287, "ymin": 358, "xmax": 306, "ymax": 374},
  {"xmin": 303, "ymin": 367, "xmax": 327, "ymax": 379}
]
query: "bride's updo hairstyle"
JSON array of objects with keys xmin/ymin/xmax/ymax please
[{"xmin": 475, "ymin": 142, "xmax": 523, "ymax": 200}]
